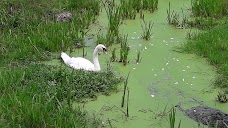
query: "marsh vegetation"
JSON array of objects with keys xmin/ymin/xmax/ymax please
[{"xmin": 1, "ymin": 0, "xmax": 228, "ymax": 127}]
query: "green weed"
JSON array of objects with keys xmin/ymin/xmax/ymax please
[
  {"xmin": 121, "ymin": 71, "xmax": 131, "ymax": 108},
  {"xmin": 110, "ymin": 48, "xmax": 117, "ymax": 62},
  {"xmin": 105, "ymin": 5, "xmax": 122, "ymax": 46},
  {"xmin": 136, "ymin": 50, "xmax": 142, "ymax": 64},
  {"xmin": 166, "ymin": 2, "xmax": 179, "ymax": 27},
  {"xmin": 169, "ymin": 107, "xmax": 181, "ymax": 128},
  {"xmin": 142, "ymin": 0, "xmax": 158, "ymax": 13},
  {"xmin": 120, "ymin": 0, "xmax": 137, "ymax": 20},
  {"xmin": 141, "ymin": 19, "xmax": 154, "ymax": 40},
  {"xmin": 118, "ymin": 35, "xmax": 130, "ymax": 65}
]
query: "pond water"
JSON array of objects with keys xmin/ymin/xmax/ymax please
[{"xmin": 46, "ymin": 0, "xmax": 228, "ymax": 127}]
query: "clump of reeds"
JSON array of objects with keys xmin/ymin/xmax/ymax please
[
  {"xmin": 105, "ymin": 5, "xmax": 122, "ymax": 46},
  {"xmin": 141, "ymin": 19, "xmax": 154, "ymax": 40},
  {"xmin": 118, "ymin": 35, "xmax": 130, "ymax": 65},
  {"xmin": 141, "ymin": 0, "xmax": 158, "ymax": 13},
  {"xmin": 120, "ymin": 0, "xmax": 137, "ymax": 20},
  {"xmin": 110, "ymin": 48, "xmax": 117, "ymax": 62},
  {"xmin": 96, "ymin": 31, "xmax": 107, "ymax": 45},
  {"xmin": 166, "ymin": 2, "xmax": 179, "ymax": 26},
  {"xmin": 121, "ymin": 71, "xmax": 131, "ymax": 108}
]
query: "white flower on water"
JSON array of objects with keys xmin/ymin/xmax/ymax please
[
  {"xmin": 175, "ymin": 82, "xmax": 178, "ymax": 84},
  {"xmin": 151, "ymin": 95, "xmax": 155, "ymax": 97}
]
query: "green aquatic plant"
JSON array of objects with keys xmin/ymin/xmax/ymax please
[
  {"xmin": 142, "ymin": 0, "xmax": 158, "ymax": 13},
  {"xmin": 136, "ymin": 50, "xmax": 142, "ymax": 64},
  {"xmin": 105, "ymin": 5, "xmax": 122, "ymax": 46},
  {"xmin": 110, "ymin": 48, "xmax": 117, "ymax": 62},
  {"xmin": 118, "ymin": 35, "xmax": 130, "ymax": 65},
  {"xmin": 141, "ymin": 19, "xmax": 154, "ymax": 40},
  {"xmin": 126, "ymin": 88, "xmax": 130, "ymax": 117},
  {"xmin": 120, "ymin": 0, "xmax": 137, "ymax": 20},
  {"xmin": 169, "ymin": 107, "xmax": 181, "ymax": 128},
  {"xmin": 121, "ymin": 71, "xmax": 131, "ymax": 108},
  {"xmin": 166, "ymin": 2, "xmax": 179, "ymax": 26},
  {"xmin": 132, "ymin": 0, "xmax": 142, "ymax": 13},
  {"xmin": 96, "ymin": 31, "xmax": 107, "ymax": 45}
]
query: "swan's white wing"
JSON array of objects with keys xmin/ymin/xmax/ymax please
[{"xmin": 66, "ymin": 57, "xmax": 94, "ymax": 71}]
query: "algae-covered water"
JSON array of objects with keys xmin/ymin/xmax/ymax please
[{"xmin": 46, "ymin": 0, "xmax": 227, "ymax": 127}]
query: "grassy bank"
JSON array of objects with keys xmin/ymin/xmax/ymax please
[
  {"xmin": 183, "ymin": 24, "xmax": 228, "ymax": 92},
  {"xmin": 0, "ymin": 0, "xmax": 124, "ymax": 127},
  {"xmin": 183, "ymin": 0, "xmax": 228, "ymax": 92},
  {"xmin": 0, "ymin": 63, "xmax": 123, "ymax": 127}
]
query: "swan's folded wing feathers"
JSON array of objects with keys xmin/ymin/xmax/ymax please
[{"xmin": 66, "ymin": 57, "xmax": 94, "ymax": 71}]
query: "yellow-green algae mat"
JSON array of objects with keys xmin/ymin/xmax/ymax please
[{"xmin": 46, "ymin": 0, "xmax": 228, "ymax": 127}]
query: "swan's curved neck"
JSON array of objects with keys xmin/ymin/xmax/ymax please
[{"xmin": 93, "ymin": 48, "xmax": 100, "ymax": 71}]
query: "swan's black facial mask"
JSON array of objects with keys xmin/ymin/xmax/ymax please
[{"xmin": 102, "ymin": 47, "xmax": 107, "ymax": 54}]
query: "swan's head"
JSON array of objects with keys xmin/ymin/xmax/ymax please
[{"xmin": 96, "ymin": 44, "xmax": 107, "ymax": 54}]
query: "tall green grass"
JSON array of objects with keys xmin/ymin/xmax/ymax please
[
  {"xmin": 191, "ymin": 0, "xmax": 228, "ymax": 18},
  {"xmin": 120, "ymin": 0, "xmax": 137, "ymax": 20},
  {"xmin": 0, "ymin": 64, "xmax": 123, "ymax": 126},
  {"xmin": 141, "ymin": 19, "xmax": 154, "ymax": 40},
  {"xmin": 105, "ymin": 5, "xmax": 122, "ymax": 46},
  {"xmin": 189, "ymin": 0, "xmax": 228, "ymax": 29},
  {"xmin": 183, "ymin": 24, "xmax": 228, "ymax": 91},
  {"xmin": 0, "ymin": 0, "xmax": 101, "ymax": 66}
]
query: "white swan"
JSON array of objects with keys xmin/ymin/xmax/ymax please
[{"xmin": 61, "ymin": 44, "xmax": 107, "ymax": 72}]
